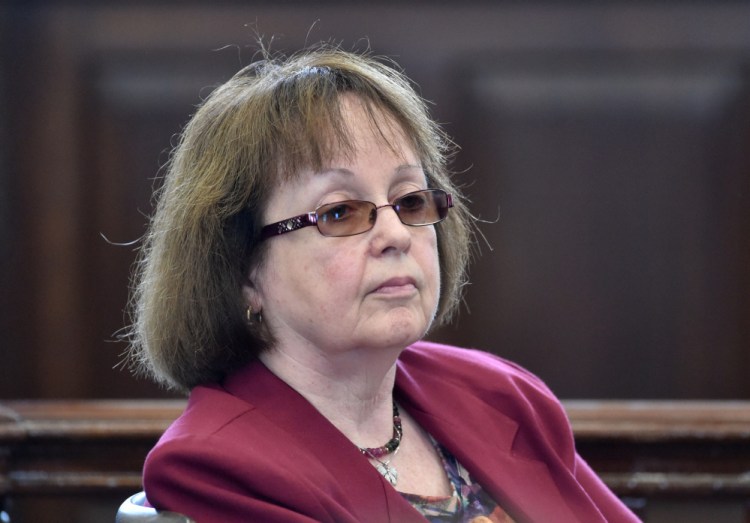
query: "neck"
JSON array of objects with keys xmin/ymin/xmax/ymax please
[{"xmin": 259, "ymin": 341, "xmax": 402, "ymax": 448}]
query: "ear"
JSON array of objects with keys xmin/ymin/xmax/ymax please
[{"xmin": 242, "ymin": 269, "xmax": 263, "ymax": 312}]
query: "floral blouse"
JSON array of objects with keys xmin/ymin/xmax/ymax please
[{"xmin": 400, "ymin": 442, "xmax": 516, "ymax": 523}]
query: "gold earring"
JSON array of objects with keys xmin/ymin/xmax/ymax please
[{"xmin": 246, "ymin": 305, "xmax": 262, "ymax": 325}]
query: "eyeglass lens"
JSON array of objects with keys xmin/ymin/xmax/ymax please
[{"xmin": 316, "ymin": 189, "xmax": 449, "ymax": 237}]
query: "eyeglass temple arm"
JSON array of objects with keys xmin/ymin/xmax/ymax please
[{"xmin": 260, "ymin": 213, "xmax": 318, "ymax": 240}]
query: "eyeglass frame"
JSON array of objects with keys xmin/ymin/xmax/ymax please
[{"xmin": 259, "ymin": 189, "xmax": 453, "ymax": 241}]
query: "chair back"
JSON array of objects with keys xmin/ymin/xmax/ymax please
[{"xmin": 115, "ymin": 492, "xmax": 196, "ymax": 523}]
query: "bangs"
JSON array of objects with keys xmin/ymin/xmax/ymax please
[{"xmin": 260, "ymin": 64, "xmax": 420, "ymax": 182}]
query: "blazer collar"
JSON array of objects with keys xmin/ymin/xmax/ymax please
[{"xmin": 222, "ymin": 359, "xmax": 425, "ymax": 523}]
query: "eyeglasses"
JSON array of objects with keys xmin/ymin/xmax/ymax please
[{"xmin": 260, "ymin": 189, "xmax": 453, "ymax": 240}]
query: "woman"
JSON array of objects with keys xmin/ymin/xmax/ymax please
[{"xmin": 129, "ymin": 46, "xmax": 639, "ymax": 522}]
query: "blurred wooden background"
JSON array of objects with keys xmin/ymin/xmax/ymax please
[{"xmin": 1, "ymin": 3, "xmax": 749, "ymax": 399}]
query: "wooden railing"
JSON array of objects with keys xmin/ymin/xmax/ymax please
[
  {"xmin": 567, "ymin": 401, "xmax": 750, "ymax": 500},
  {"xmin": 2, "ymin": 400, "xmax": 750, "ymax": 521}
]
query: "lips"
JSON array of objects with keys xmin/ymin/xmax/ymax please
[{"xmin": 372, "ymin": 276, "xmax": 418, "ymax": 295}]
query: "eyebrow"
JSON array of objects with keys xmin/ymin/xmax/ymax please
[
  {"xmin": 316, "ymin": 167, "xmax": 355, "ymax": 177},
  {"xmin": 316, "ymin": 164, "xmax": 423, "ymax": 177}
]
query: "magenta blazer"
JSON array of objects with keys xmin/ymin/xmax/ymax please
[{"xmin": 144, "ymin": 341, "xmax": 640, "ymax": 522}]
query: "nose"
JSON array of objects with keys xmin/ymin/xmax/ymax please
[{"xmin": 369, "ymin": 204, "xmax": 412, "ymax": 254}]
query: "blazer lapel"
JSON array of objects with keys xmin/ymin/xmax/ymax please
[{"xmin": 395, "ymin": 357, "xmax": 603, "ymax": 523}]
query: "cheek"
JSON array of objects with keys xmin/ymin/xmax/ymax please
[
  {"xmin": 320, "ymin": 252, "xmax": 361, "ymax": 287},
  {"xmin": 423, "ymin": 236, "xmax": 442, "ymax": 304},
  {"xmin": 422, "ymin": 232, "xmax": 441, "ymax": 275},
  {"xmin": 299, "ymin": 246, "xmax": 363, "ymax": 312}
]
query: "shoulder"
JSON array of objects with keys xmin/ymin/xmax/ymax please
[
  {"xmin": 155, "ymin": 383, "xmax": 255, "ymax": 443},
  {"xmin": 401, "ymin": 339, "xmax": 525, "ymax": 369},
  {"xmin": 144, "ymin": 382, "xmax": 291, "ymax": 482},
  {"xmin": 144, "ymin": 383, "xmax": 259, "ymax": 478},
  {"xmin": 400, "ymin": 340, "xmax": 554, "ymax": 398},
  {"xmin": 397, "ymin": 340, "xmax": 573, "ymax": 460},
  {"xmin": 143, "ymin": 384, "xmax": 327, "ymax": 519}
]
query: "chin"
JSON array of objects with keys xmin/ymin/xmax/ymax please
[{"xmin": 380, "ymin": 315, "xmax": 428, "ymax": 348}]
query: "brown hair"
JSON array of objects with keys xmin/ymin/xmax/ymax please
[{"xmin": 127, "ymin": 46, "xmax": 474, "ymax": 391}]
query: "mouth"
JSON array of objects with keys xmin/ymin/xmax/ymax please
[{"xmin": 372, "ymin": 276, "xmax": 418, "ymax": 296}]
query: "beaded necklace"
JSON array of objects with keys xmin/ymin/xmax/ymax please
[{"xmin": 358, "ymin": 401, "xmax": 403, "ymax": 486}]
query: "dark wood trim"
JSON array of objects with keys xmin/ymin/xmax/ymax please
[{"xmin": 2, "ymin": 400, "xmax": 750, "ymax": 501}]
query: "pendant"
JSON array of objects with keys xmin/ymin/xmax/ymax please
[{"xmin": 376, "ymin": 462, "xmax": 398, "ymax": 486}]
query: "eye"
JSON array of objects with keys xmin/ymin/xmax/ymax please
[
  {"xmin": 396, "ymin": 192, "xmax": 429, "ymax": 213},
  {"xmin": 319, "ymin": 202, "xmax": 359, "ymax": 223}
]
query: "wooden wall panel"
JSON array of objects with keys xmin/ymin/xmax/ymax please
[
  {"xmin": 0, "ymin": 7, "xmax": 21, "ymax": 398},
  {"xmin": 1, "ymin": 3, "xmax": 749, "ymax": 401},
  {"xmin": 80, "ymin": 53, "xmax": 245, "ymax": 397},
  {"xmin": 437, "ymin": 52, "xmax": 750, "ymax": 398}
]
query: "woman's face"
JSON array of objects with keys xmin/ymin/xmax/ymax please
[{"xmin": 245, "ymin": 96, "xmax": 441, "ymax": 359}]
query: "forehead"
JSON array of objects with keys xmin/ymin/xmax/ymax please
[
  {"xmin": 332, "ymin": 96, "xmax": 416, "ymax": 162},
  {"xmin": 276, "ymin": 93, "xmax": 418, "ymax": 183}
]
